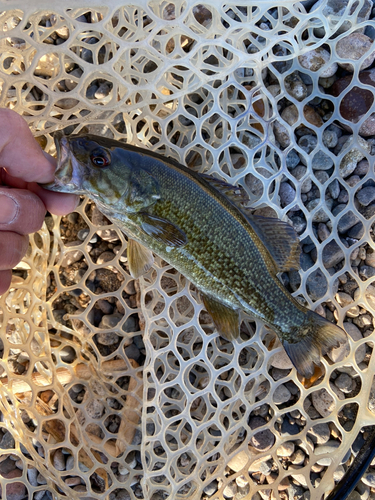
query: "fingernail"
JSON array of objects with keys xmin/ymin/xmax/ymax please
[{"xmin": 0, "ymin": 193, "xmax": 18, "ymax": 224}]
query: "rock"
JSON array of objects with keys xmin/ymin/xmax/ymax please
[
  {"xmin": 354, "ymin": 159, "xmax": 369, "ymax": 176},
  {"xmin": 339, "ymin": 136, "xmax": 370, "ymax": 178},
  {"xmin": 227, "ymin": 451, "xmax": 248, "ymax": 472},
  {"xmin": 331, "ymin": 70, "xmax": 375, "ymax": 136},
  {"xmin": 298, "ymin": 134, "xmax": 317, "ymax": 154},
  {"xmin": 285, "ymin": 73, "xmax": 307, "ymax": 101},
  {"xmin": 298, "ymin": 46, "xmax": 337, "ymax": 77},
  {"xmin": 203, "ymin": 481, "xmax": 219, "ymax": 496},
  {"xmin": 291, "ymin": 165, "xmax": 312, "ymax": 194},
  {"xmin": 306, "ymin": 269, "xmax": 328, "ymax": 301},
  {"xmin": 286, "ymin": 149, "xmax": 300, "ymax": 168},
  {"xmin": 34, "ymin": 53, "xmax": 60, "ymax": 78},
  {"xmin": 0, "ymin": 469, "xmax": 26, "ymax": 500},
  {"xmin": 61, "ymin": 242, "xmax": 83, "ymax": 267},
  {"xmin": 359, "ymin": 265, "xmax": 375, "ymax": 280},
  {"xmin": 337, "ymin": 210, "xmax": 360, "ymax": 234},
  {"xmin": 281, "ymin": 104, "xmax": 299, "ymax": 126},
  {"xmin": 97, "ymin": 251, "xmax": 115, "ymax": 264},
  {"xmin": 348, "ymin": 222, "xmax": 364, "ymax": 239},
  {"xmin": 336, "ymin": 33, "xmax": 375, "ymax": 72},
  {"xmin": 306, "ymin": 198, "xmax": 333, "ymax": 223},
  {"xmin": 281, "ymin": 104, "xmax": 323, "ymax": 128},
  {"xmin": 361, "ymin": 473, "xmax": 375, "ymax": 487},
  {"xmin": 270, "ymin": 350, "xmax": 293, "ymax": 370},
  {"xmin": 307, "ymin": 423, "xmax": 330, "ymax": 444},
  {"xmin": 334, "ymin": 373, "xmax": 353, "ymax": 393},
  {"xmin": 0, "ymin": 431, "xmax": 15, "ymax": 449},
  {"xmin": 315, "ymin": 440, "xmax": 350, "ymax": 466},
  {"xmin": 273, "ymin": 120, "xmax": 290, "ymax": 148},
  {"xmin": 277, "ymin": 441, "xmax": 295, "ymax": 457},
  {"xmin": 86, "ymin": 399, "xmax": 105, "ymax": 419},
  {"xmin": 289, "ymin": 215, "xmax": 306, "ymax": 234},
  {"xmin": 329, "ymin": 322, "xmax": 365, "ymax": 364},
  {"xmin": 312, "ymin": 389, "xmax": 335, "ymax": 418},
  {"xmin": 318, "ymin": 223, "xmax": 330, "ymax": 242},
  {"xmin": 53, "ymin": 449, "xmax": 65, "ymax": 471},
  {"xmin": 97, "ymin": 228, "xmax": 119, "ymax": 242},
  {"xmin": 312, "ymin": 150, "xmax": 334, "ymax": 170},
  {"xmin": 311, "ymin": 0, "xmax": 372, "ymax": 36},
  {"xmin": 356, "ymin": 186, "xmax": 375, "ymax": 206},
  {"xmin": 280, "ymin": 182, "xmax": 297, "ymax": 209},
  {"xmin": 249, "ymin": 417, "xmax": 275, "ymax": 451},
  {"xmin": 273, "ymin": 384, "xmax": 292, "ymax": 404},
  {"xmin": 323, "ymin": 129, "xmax": 338, "ymax": 149}
]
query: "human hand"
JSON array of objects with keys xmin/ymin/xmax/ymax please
[{"xmin": 0, "ymin": 109, "xmax": 79, "ymax": 294}]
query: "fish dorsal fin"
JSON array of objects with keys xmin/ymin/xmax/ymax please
[
  {"xmin": 128, "ymin": 239, "xmax": 154, "ymax": 278},
  {"xmin": 136, "ymin": 213, "xmax": 187, "ymax": 247},
  {"xmin": 199, "ymin": 173, "xmax": 249, "ymax": 208},
  {"xmin": 202, "ymin": 294, "xmax": 240, "ymax": 341},
  {"xmin": 245, "ymin": 214, "xmax": 301, "ymax": 272}
]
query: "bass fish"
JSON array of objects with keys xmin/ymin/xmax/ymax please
[{"xmin": 43, "ymin": 132, "xmax": 347, "ymax": 378}]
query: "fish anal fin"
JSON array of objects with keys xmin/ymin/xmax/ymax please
[
  {"xmin": 128, "ymin": 239, "xmax": 154, "ymax": 278},
  {"xmin": 136, "ymin": 213, "xmax": 187, "ymax": 247},
  {"xmin": 202, "ymin": 294, "xmax": 240, "ymax": 341},
  {"xmin": 246, "ymin": 214, "xmax": 301, "ymax": 272},
  {"xmin": 283, "ymin": 310, "xmax": 347, "ymax": 378}
]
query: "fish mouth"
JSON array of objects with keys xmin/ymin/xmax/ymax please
[{"xmin": 42, "ymin": 131, "xmax": 84, "ymax": 193}]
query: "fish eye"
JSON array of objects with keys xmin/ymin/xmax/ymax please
[{"xmin": 90, "ymin": 149, "xmax": 111, "ymax": 167}]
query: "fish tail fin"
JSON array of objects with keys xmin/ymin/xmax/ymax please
[{"xmin": 282, "ymin": 310, "xmax": 347, "ymax": 379}]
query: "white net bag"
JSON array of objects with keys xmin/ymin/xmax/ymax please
[{"xmin": 1, "ymin": 1, "xmax": 375, "ymax": 499}]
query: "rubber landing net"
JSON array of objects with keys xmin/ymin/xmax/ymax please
[{"xmin": 0, "ymin": 1, "xmax": 375, "ymax": 499}]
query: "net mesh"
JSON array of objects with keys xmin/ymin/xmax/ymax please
[{"xmin": 1, "ymin": 1, "xmax": 375, "ymax": 499}]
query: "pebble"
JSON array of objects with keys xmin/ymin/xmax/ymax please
[
  {"xmin": 203, "ymin": 481, "xmax": 218, "ymax": 496},
  {"xmin": 348, "ymin": 222, "xmax": 364, "ymax": 239},
  {"xmin": 318, "ymin": 223, "xmax": 330, "ymax": 241},
  {"xmin": 307, "ymin": 423, "xmax": 330, "ymax": 444},
  {"xmin": 311, "ymin": 0, "xmax": 372, "ymax": 36},
  {"xmin": 362, "ymin": 473, "xmax": 375, "ymax": 487},
  {"xmin": 314, "ymin": 440, "xmax": 350, "ymax": 466},
  {"xmin": 97, "ymin": 251, "xmax": 115, "ymax": 264},
  {"xmin": 223, "ymin": 481, "xmax": 237, "ymax": 498},
  {"xmin": 270, "ymin": 350, "xmax": 293, "ymax": 370},
  {"xmin": 311, "ymin": 388, "xmax": 335, "ymax": 417},
  {"xmin": 273, "ymin": 120, "xmax": 290, "ymax": 148},
  {"xmin": 284, "ymin": 73, "xmax": 307, "ymax": 101},
  {"xmin": 306, "ymin": 268, "xmax": 328, "ymax": 301},
  {"xmin": 337, "ymin": 210, "xmax": 361, "ymax": 234},
  {"xmin": 86, "ymin": 399, "xmax": 105, "ymax": 419},
  {"xmin": 298, "ymin": 46, "xmax": 337, "ymax": 77},
  {"xmin": 339, "ymin": 136, "xmax": 370, "ymax": 178},
  {"xmin": 276, "ymin": 441, "xmax": 295, "ymax": 457},
  {"xmin": 280, "ymin": 182, "xmax": 297, "ymax": 209},
  {"xmin": 329, "ymin": 322, "xmax": 365, "ymax": 364},
  {"xmin": 334, "ymin": 373, "xmax": 353, "ymax": 393},
  {"xmin": 227, "ymin": 451, "xmax": 248, "ymax": 472},
  {"xmin": 249, "ymin": 417, "xmax": 275, "ymax": 451},
  {"xmin": 291, "ymin": 165, "xmax": 312, "ymax": 193},
  {"xmin": 53, "ymin": 449, "xmax": 65, "ymax": 471},
  {"xmin": 323, "ymin": 129, "xmax": 338, "ymax": 149},
  {"xmin": 336, "ymin": 33, "xmax": 375, "ymax": 72},
  {"xmin": 0, "ymin": 431, "xmax": 15, "ymax": 449},
  {"xmin": 0, "ymin": 469, "xmax": 26, "ymax": 500},
  {"xmin": 286, "ymin": 149, "xmax": 300, "ymax": 169},
  {"xmin": 61, "ymin": 241, "xmax": 83, "ymax": 267},
  {"xmin": 322, "ymin": 240, "xmax": 345, "ymax": 268},
  {"xmin": 273, "ymin": 384, "xmax": 292, "ymax": 404},
  {"xmin": 357, "ymin": 186, "xmax": 375, "ymax": 206}
]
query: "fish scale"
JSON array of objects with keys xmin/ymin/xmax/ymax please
[{"xmin": 43, "ymin": 132, "xmax": 347, "ymax": 378}]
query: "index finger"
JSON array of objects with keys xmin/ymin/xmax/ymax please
[{"xmin": 0, "ymin": 109, "xmax": 56, "ymax": 184}]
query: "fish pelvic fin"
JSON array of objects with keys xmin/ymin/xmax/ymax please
[
  {"xmin": 282, "ymin": 310, "xmax": 347, "ymax": 379},
  {"xmin": 202, "ymin": 294, "xmax": 240, "ymax": 341}
]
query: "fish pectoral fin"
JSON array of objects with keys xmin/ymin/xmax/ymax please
[
  {"xmin": 127, "ymin": 239, "xmax": 154, "ymax": 278},
  {"xmin": 137, "ymin": 213, "xmax": 187, "ymax": 247},
  {"xmin": 245, "ymin": 214, "xmax": 301, "ymax": 272},
  {"xmin": 282, "ymin": 310, "xmax": 347, "ymax": 379},
  {"xmin": 202, "ymin": 294, "xmax": 240, "ymax": 341}
]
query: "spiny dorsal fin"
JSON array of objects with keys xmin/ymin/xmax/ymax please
[
  {"xmin": 136, "ymin": 213, "xmax": 187, "ymax": 247},
  {"xmin": 199, "ymin": 173, "xmax": 249, "ymax": 208},
  {"xmin": 245, "ymin": 214, "xmax": 301, "ymax": 272},
  {"xmin": 202, "ymin": 294, "xmax": 240, "ymax": 341},
  {"xmin": 127, "ymin": 239, "xmax": 154, "ymax": 278}
]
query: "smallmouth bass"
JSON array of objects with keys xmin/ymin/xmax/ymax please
[{"xmin": 43, "ymin": 132, "xmax": 347, "ymax": 378}]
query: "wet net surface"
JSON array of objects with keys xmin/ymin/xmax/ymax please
[{"xmin": 1, "ymin": 1, "xmax": 375, "ymax": 499}]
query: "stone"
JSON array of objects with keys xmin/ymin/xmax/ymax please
[
  {"xmin": 362, "ymin": 473, "xmax": 375, "ymax": 487},
  {"xmin": 339, "ymin": 136, "xmax": 370, "ymax": 177},
  {"xmin": 348, "ymin": 222, "xmax": 364, "ymax": 239},
  {"xmin": 99, "ymin": 313, "xmax": 122, "ymax": 329},
  {"xmin": 281, "ymin": 104, "xmax": 299, "ymax": 126},
  {"xmin": 61, "ymin": 242, "xmax": 83, "ymax": 267},
  {"xmin": 314, "ymin": 170, "xmax": 330, "ymax": 184},
  {"xmin": 359, "ymin": 265, "xmax": 375, "ymax": 280},
  {"xmin": 356, "ymin": 186, "xmax": 375, "ymax": 206},
  {"xmin": 249, "ymin": 417, "xmax": 275, "ymax": 451},
  {"xmin": 286, "ymin": 149, "xmax": 300, "ymax": 169},
  {"xmin": 0, "ymin": 469, "xmax": 26, "ymax": 500},
  {"xmin": 317, "ymin": 223, "xmax": 330, "ymax": 242},
  {"xmin": 311, "ymin": 0, "xmax": 372, "ymax": 36},
  {"xmin": 0, "ymin": 431, "xmax": 15, "ymax": 449},
  {"xmin": 306, "ymin": 198, "xmax": 333, "ymax": 223},
  {"xmin": 334, "ymin": 373, "xmax": 353, "ymax": 393},
  {"xmin": 273, "ymin": 384, "xmax": 292, "ymax": 404},
  {"xmin": 336, "ymin": 33, "xmax": 375, "ymax": 72},
  {"xmin": 315, "ymin": 440, "xmax": 347, "ymax": 466},
  {"xmin": 276, "ymin": 441, "xmax": 295, "ymax": 457},
  {"xmin": 97, "ymin": 251, "xmax": 115, "ymax": 264},
  {"xmin": 53, "ymin": 449, "xmax": 65, "ymax": 471},
  {"xmin": 270, "ymin": 350, "xmax": 293, "ymax": 370},
  {"xmin": 323, "ymin": 129, "xmax": 338, "ymax": 149},
  {"xmin": 284, "ymin": 73, "xmax": 307, "ymax": 101},
  {"xmin": 273, "ymin": 120, "xmax": 290, "ymax": 148},
  {"xmin": 280, "ymin": 182, "xmax": 297, "ymax": 209},
  {"xmin": 227, "ymin": 451, "xmax": 248, "ymax": 472},
  {"xmin": 307, "ymin": 423, "xmax": 330, "ymax": 444},
  {"xmin": 306, "ymin": 268, "xmax": 328, "ymax": 301},
  {"xmin": 298, "ymin": 46, "xmax": 337, "ymax": 77},
  {"xmin": 312, "ymin": 150, "xmax": 334, "ymax": 170},
  {"xmin": 312, "ymin": 388, "xmax": 335, "ymax": 417},
  {"xmin": 86, "ymin": 399, "xmax": 105, "ymax": 419},
  {"xmin": 331, "ymin": 70, "xmax": 375, "ymax": 136},
  {"xmin": 337, "ymin": 210, "xmax": 360, "ymax": 234}
]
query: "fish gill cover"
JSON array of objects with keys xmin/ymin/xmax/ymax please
[{"xmin": 0, "ymin": 1, "xmax": 375, "ymax": 500}]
